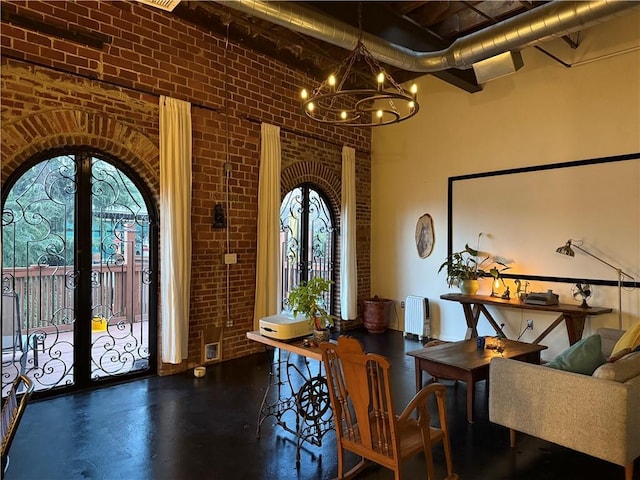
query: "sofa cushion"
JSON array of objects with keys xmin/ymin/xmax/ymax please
[
  {"xmin": 546, "ymin": 334, "xmax": 606, "ymax": 375},
  {"xmin": 608, "ymin": 347, "xmax": 633, "ymax": 362},
  {"xmin": 611, "ymin": 321, "xmax": 640, "ymax": 356},
  {"xmin": 592, "ymin": 351, "xmax": 640, "ymax": 382}
]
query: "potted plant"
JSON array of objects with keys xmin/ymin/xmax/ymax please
[
  {"xmin": 438, "ymin": 234, "xmax": 509, "ymax": 295},
  {"xmin": 288, "ymin": 277, "xmax": 336, "ymax": 343}
]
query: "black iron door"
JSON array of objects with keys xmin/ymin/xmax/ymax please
[
  {"xmin": 280, "ymin": 184, "xmax": 335, "ymax": 311},
  {"xmin": 2, "ymin": 151, "xmax": 157, "ymax": 397}
]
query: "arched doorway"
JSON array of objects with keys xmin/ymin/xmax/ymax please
[
  {"xmin": 2, "ymin": 150, "xmax": 157, "ymax": 397},
  {"xmin": 280, "ymin": 184, "xmax": 336, "ymax": 311}
]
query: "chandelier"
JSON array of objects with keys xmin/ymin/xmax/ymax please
[{"xmin": 299, "ymin": 9, "xmax": 419, "ymax": 127}]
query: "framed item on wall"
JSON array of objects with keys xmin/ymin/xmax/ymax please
[
  {"xmin": 447, "ymin": 152, "xmax": 640, "ymax": 287},
  {"xmin": 415, "ymin": 213, "xmax": 435, "ymax": 258}
]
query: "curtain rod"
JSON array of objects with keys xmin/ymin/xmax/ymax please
[
  {"xmin": 3, "ymin": 54, "xmax": 221, "ymax": 114},
  {"xmin": 5, "ymin": 55, "xmax": 370, "ymax": 153},
  {"xmin": 241, "ymin": 114, "xmax": 369, "ymax": 154}
]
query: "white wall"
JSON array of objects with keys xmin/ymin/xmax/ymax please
[{"xmin": 370, "ymin": 10, "xmax": 640, "ymax": 360}]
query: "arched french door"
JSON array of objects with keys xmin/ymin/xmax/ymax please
[
  {"xmin": 280, "ymin": 184, "xmax": 336, "ymax": 312},
  {"xmin": 1, "ymin": 150, "xmax": 157, "ymax": 397}
]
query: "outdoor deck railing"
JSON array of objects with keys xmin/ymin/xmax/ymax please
[{"xmin": 4, "ymin": 260, "xmax": 149, "ymax": 330}]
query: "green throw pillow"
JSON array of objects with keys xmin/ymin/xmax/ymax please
[{"xmin": 545, "ymin": 334, "xmax": 606, "ymax": 375}]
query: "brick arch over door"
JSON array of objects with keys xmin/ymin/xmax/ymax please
[
  {"xmin": 281, "ymin": 161, "xmax": 341, "ymax": 218},
  {"xmin": 1, "ymin": 109, "xmax": 159, "ymax": 205}
]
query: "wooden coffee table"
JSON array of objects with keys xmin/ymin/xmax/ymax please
[{"xmin": 406, "ymin": 339, "xmax": 547, "ymax": 423}]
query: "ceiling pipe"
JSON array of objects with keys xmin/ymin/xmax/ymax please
[{"xmin": 223, "ymin": 0, "xmax": 637, "ymax": 73}]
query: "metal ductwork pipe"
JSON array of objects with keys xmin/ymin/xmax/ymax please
[{"xmin": 224, "ymin": 0, "xmax": 637, "ymax": 73}]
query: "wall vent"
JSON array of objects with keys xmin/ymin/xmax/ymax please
[
  {"xmin": 136, "ymin": 0, "xmax": 180, "ymax": 12},
  {"xmin": 201, "ymin": 325, "xmax": 223, "ymax": 365}
]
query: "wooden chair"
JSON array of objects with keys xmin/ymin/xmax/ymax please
[
  {"xmin": 320, "ymin": 336, "xmax": 458, "ymax": 480},
  {"xmin": 1, "ymin": 375, "xmax": 34, "ymax": 473}
]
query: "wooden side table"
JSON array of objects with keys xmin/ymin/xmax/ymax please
[{"xmin": 407, "ymin": 339, "xmax": 547, "ymax": 423}]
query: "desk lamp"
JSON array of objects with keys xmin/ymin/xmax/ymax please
[{"xmin": 555, "ymin": 239, "xmax": 634, "ymax": 329}]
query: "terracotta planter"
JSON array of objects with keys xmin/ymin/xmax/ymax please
[{"xmin": 363, "ymin": 296, "xmax": 393, "ymax": 334}]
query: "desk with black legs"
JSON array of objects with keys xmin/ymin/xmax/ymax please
[
  {"xmin": 246, "ymin": 331, "xmax": 333, "ymax": 465},
  {"xmin": 440, "ymin": 293, "xmax": 613, "ymax": 346}
]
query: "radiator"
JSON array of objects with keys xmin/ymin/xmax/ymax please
[{"xmin": 404, "ymin": 295, "xmax": 430, "ymax": 340}]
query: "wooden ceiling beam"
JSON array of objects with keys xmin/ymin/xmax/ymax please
[
  {"xmin": 390, "ymin": 2, "xmax": 431, "ymax": 16},
  {"xmin": 404, "ymin": 2, "xmax": 471, "ymax": 28},
  {"xmin": 175, "ymin": 2, "xmax": 326, "ymax": 78}
]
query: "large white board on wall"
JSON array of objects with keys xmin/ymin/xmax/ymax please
[{"xmin": 448, "ymin": 153, "xmax": 640, "ymax": 287}]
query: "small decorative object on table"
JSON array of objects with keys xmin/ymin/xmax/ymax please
[
  {"xmin": 486, "ymin": 336, "xmax": 505, "ymax": 354},
  {"xmin": 288, "ymin": 277, "xmax": 336, "ymax": 344},
  {"xmin": 571, "ymin": 282, "xmax": 592, "ymax": 308},
  {"xmin": 515, "ymin": 279, "xmax": 530, "ymax": 302}
]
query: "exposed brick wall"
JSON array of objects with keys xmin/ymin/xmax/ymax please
[{"xmin": 1, "ymin": 0, "xmax": 371, "ymax": 375}]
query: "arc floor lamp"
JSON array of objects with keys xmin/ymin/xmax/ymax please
[{"xmin": 556, "ymin": 239, "xmax": 634, "ymax": 329}]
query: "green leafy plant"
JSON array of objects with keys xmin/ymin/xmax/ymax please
[
  {"xmin": 288, "ymin": 277, "xmax": 336, "ymax": 330},
  {"xmin": 438, "ymin": 233, "xmax": 510, "ymax": 288}
]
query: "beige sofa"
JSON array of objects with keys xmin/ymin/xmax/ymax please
[{"xmin": 489, "ymin": 328, "xmax": 640, "ymax": 480}]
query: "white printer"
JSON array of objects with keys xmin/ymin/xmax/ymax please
[{"xmin": 259, "ymin": 312, "xmax": 313, "ymax": 340}]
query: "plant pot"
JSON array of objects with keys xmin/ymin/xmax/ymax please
[
  {"xmin": 363, "ymin": 296, "xmax": 393, "ymax": 334},
  {"xmin": 459, "ymin": 279, "xmax": 479, "ymax": 295},
  {"xmin": 313, "ymin": 328, "xmax": 331, "ymax": 344}
]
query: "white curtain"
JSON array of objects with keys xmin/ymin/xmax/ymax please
[
  {"xmin": 253, "ymin": 123, "xmax": 282, "ymax": 329},
  {"xmin": 340, "ymin": 146, "xmax": 358, "ymax": 320},
  {"xmin": 159, "ymin": 96, "xmax": 192, "ymax": 364}
]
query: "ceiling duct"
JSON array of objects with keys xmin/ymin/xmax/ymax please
[{"xmin": 224, "ymin": 0, "xmax": 637, "ymax": 74}]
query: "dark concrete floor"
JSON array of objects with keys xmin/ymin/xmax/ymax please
[{"xmin": 4, "ymin": 330, "xmax": 638, "ymax": 480}]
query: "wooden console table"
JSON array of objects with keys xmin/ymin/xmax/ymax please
[{"xmin": 440, "ymin": 293, "xmax": 613, "ymax": 345}]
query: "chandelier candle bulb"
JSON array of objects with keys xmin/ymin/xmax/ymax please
[
  {"xmin": 377, "ymin": 72, "xmax": 384, "ymax": 90},
  {"xmin": 300, "ymin": 89, "xmax": 308, "ymax": 100},
  {"xmin": 328, "ymin": 74, "xmax": 336, "ymax": 91}
]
